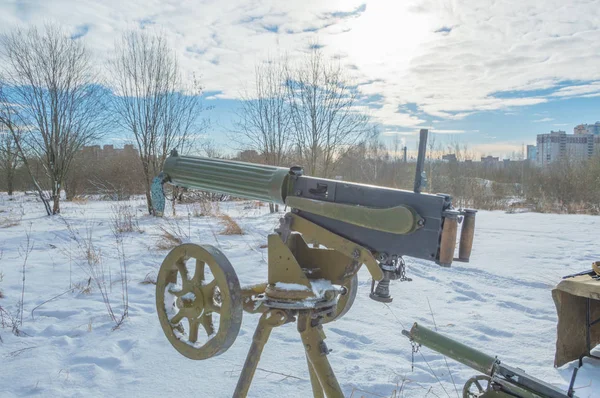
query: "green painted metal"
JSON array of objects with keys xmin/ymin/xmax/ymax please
[
  {"xmin": 163, "ymin": 154, "xmax": 290, "ymax": 204},
  {"xmin": 407, "ymin": 323, "xmax": 497, "ymax": 375},
  {"xmin": 285, "ymin": 196, "xmax": 420, "ymax": 235}
]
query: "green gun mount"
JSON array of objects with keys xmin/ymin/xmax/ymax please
[{"xmin": 403, "ymin": 323, "xmax": 574, "ymax": 398}]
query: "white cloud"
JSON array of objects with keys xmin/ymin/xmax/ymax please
[
  {"xmin": 0, "ymin": 0, "xmax": 599, "ymax": 130},
  {"xmin": 368, "ymin": 103, "xmax": 425, "ymax": 127},
  {"xmin": 551, "ymin": 82, "xmax": 600, "ymax": 98},
  {"xmin": 381, "ymin": 130, "xmax": 417, "ymax": 136},
  {"xmin": 533, "ymin": 117, "xmax": 554, "ymax": 122},
  {"xmin": 431, "ymin": 129, "xmax": 466, "ymax": 134}
]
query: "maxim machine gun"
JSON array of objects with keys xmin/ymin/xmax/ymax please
[
  {"xmin": 402, "ymin": 323, "xmax": 575, "ymax": 398},
  {"xmin": 153, "ymin": 130, "xmax": 478, "ymax": 397}
]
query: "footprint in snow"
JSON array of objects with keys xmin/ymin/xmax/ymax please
[
  {"xmin": 117, "ymin": 338, "xmax": 136, "ymax": 354},
  {"xmin": 34, "ymin": 309, "xmax": 79, "ymax": 319},
  {"xmin": 328, "ymin": 327, "xmax": 373, "ymax": 344},
  {"xmin": 70, "ymin": 355, "xmax": 122, "ymax": 370}
]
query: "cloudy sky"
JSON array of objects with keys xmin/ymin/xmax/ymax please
[{"xmin": 2, "ymin": 0, "xmax": 600, "ymax": 157}]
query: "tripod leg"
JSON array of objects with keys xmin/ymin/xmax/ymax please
[
  {"xmin": 299, "ymin": 312, "xmax": 344, "ymax": 398},
  {"xmin": 233, "ymin": 310, "xmax": 288, "ymax": 398},
  {"xmin": 306, "ymin": 353, "xmax": 325, "ymax": 398}
]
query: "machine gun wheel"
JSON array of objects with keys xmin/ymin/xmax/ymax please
[
  {"xmin": 463, "ymin": 375, "xmax": 492, "ymax": 398},
  {"xmin": 322, "ymin": 274, "xmax": 358, "ymax": 324},
  {"xmin": 156, "ymin": 243, "xmax": 242, "ymax": 360}
]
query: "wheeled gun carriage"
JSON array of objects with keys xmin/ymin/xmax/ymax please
[
  {"xmin": 403, "ymin": 323, "xmax": 575, "ymax": 398},
  {"xmin": 153, "ymin": 130, "xmax": 479, "ymax": 397}
]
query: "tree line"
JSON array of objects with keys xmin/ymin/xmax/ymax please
[
  {"xmin": 0, "ymin": 25, "xmax": 369, "ymax": 215},
  {"xmin": 0, "ymin": 25, "xmax": 205, "ymax": 215},
  {"xmin": 0, "ymin": 24, "xmax": 598, "ymax": 215}
]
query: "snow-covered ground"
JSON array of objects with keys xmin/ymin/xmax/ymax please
[{"xmin": 0, "ymin": 193, "xmax": 598, "ymax": 397}]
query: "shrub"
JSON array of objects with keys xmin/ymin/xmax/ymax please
[
  {"xmin": 111, "ymin": 204, "xmax": 143, "ymax": 233},
  {"xmin": 219, "ymin": 214, "xmax": 243, "ymax": 235}
]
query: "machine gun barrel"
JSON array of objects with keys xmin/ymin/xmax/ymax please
[
  {"xmin": 403, "ymin": 323, "xmax": 571, "ymax": 398},
  {"xmin": 163, "ymin": 154, "xmax": 291, "ymax": 204},
  {"xmin": 402, "ymin": 323, "xmax": 496, "ymax": 375}
]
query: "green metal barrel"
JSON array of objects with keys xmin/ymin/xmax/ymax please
[
  {"xmin": 163, "ymin": 154, "xmax": 290, "ymax": 204},
  {"xmin": 405, "ymin": 323, "xmax": 497, "ymax": 375}
]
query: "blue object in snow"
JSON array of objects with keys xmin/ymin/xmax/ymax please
[{"xmin": 151, "ymin": 173, "xmax": 166, "ymax": 216}]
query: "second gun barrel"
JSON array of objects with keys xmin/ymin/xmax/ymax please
[{"xmin": 404, "ymin": 323, "xmax": 497, "ymax": 375}]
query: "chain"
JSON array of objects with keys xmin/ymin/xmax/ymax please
[
  {"xmin": 411, "ymin": 341, "xmax": 420, "ymax": 371},
  {"xmin": 395, "ymin": 257, "xmax": 412, "ymax": 282}
]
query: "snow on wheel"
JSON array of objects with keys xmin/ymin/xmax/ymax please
[{"xmin": 156, "ymin": 243, "xmax": 242, "ymax": 360}]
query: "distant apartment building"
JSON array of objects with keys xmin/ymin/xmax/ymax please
[
  {"xmin": 574, "ymin": 122, "xmax": 600, "ymax": 135},
  {"xmin": 441, "ymin": 153, "xmax": 457, "ymax": 162},
  {"xmin": 481, "ymin": 155, "xmax": 501, "ymax": 168},
  {"xmin": 526, "ymin": 145, "xmax": 537, "ymax": 162},
  {"xmin": 535, "ymin": 130, "xmax": 598, "ymax": 166},
  {"xmin": 80, "ymin": 144, "xmax": 138, "ymax": 160}
]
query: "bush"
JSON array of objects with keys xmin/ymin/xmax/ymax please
[
  {"xmin": 155, "ymin": 219, "xmax": 189, "ymax": 250},
  {"xmin": 219, "ymin": 214, "xmax": 243, "ymax": 235},
  {"xmin": 111, "ymin": 204, "xmax": 143, "ymax": 233}
]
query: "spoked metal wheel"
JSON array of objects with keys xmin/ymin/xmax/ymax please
[
  {"xmin": 463, "ymin": 375, "xmax": 492, "ymax": 398},
  {"xmin": 156, "ymin": 243, "xmax": 242, "ymax": 360}
]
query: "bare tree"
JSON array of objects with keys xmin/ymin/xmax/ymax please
[
  {"xmin": 200, "ymin": 139, "xmax": 222, "ymax": 158},
  {"xmin": 110, "ymin": 31, "xmax": 205, "ymax": 215},
  {"xmin": 0, "ymin": 90, "xmax": 51, "ymax": 213},
  {"xmin": 286, "ymin": 47, "xmax": 369, "ymax": 177},
  {"xmin": 0, "ymin": 25, "xmax": 108, "ymax": 214},
  {"xmin": 0, "ymin": 130, "xmax": 19, "ymax": 196},
  {"xmin": 236, "ymin": 59, "xmax": 293, "ymax": 167}
]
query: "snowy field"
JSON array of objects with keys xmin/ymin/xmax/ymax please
[{"xmin": 0, "ymin": 193, "xmax": 598, "ymax": 397}]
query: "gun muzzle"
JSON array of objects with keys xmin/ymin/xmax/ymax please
[
  {"xmin": 404, "ymin": 323, "xmax": 497, "ymax": 375},
  {"xmin": 458, "ymin": 209, "xmax": 477, "ymax": 262}
]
